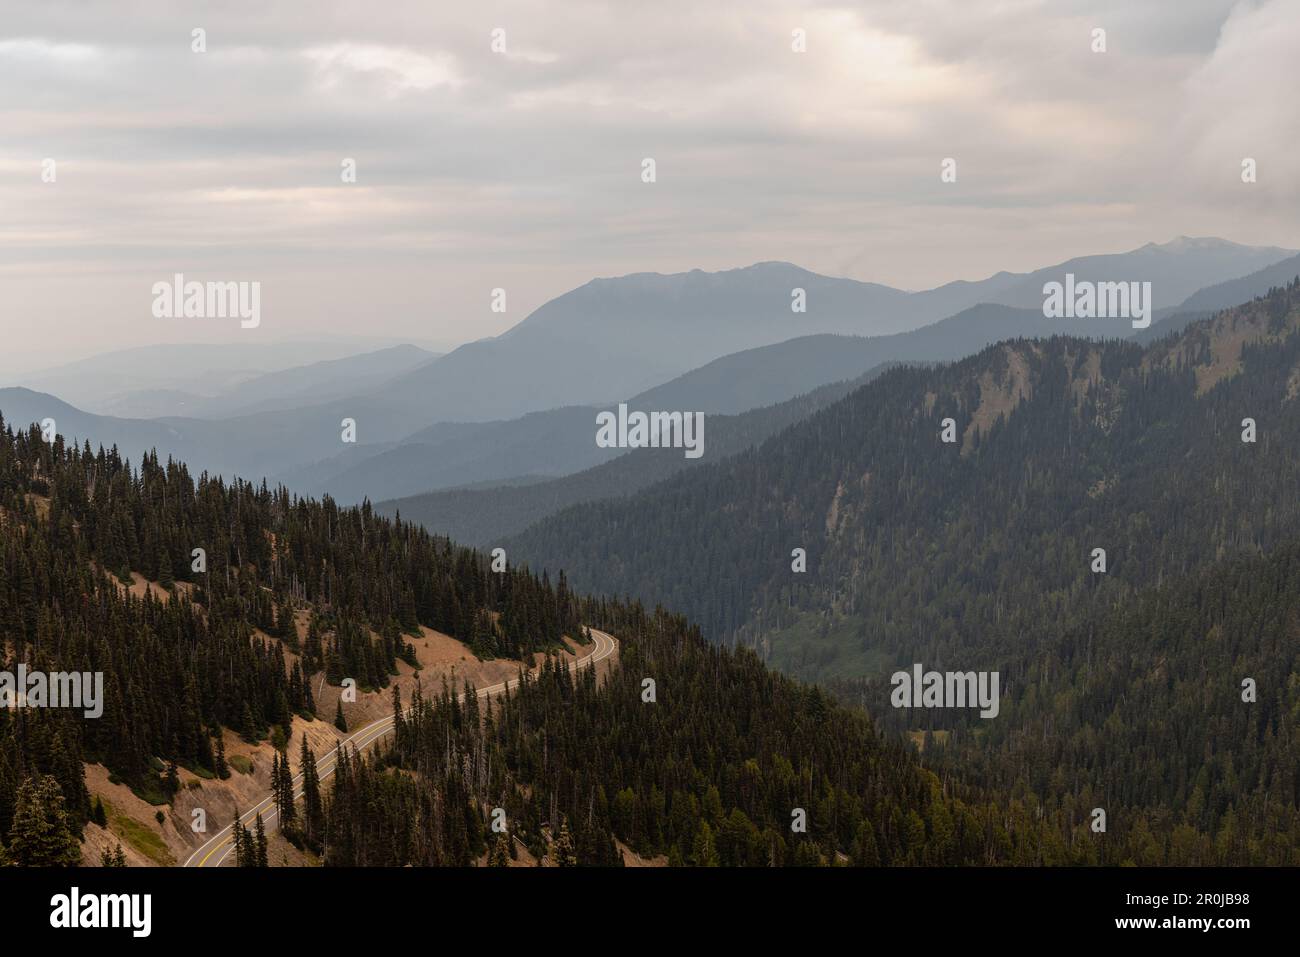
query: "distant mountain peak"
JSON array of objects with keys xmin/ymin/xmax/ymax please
[
  {"xmin": 1144, "ymin": 235, "xmax": 1270, "ymax": 253},
  {"xmin": 584, "ymin": 260, "xmax": 822, "ymax": 286}
]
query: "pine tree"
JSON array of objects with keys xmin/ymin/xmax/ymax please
[
  {"xmin": 300, "ymin": 664, "xmax": 316, "ymax": 716},
  {"xmin": 101, "ymin": 843, "xmax": 127, "ymax": 866},
  {"xmin": 157, "ymin": 552, "xmax": 174, "ymax": 589},
  {"xmin": 300, "ymin": 736, "xmax": 324, "ymax": 853},
  {"xmin": 691, "ymin": 821, "xmax": 720, "ymax": 867},
  {"xmin": 240, "ymin": 702, "xmax": 259, "ymax": 742},
  {"xmin": 488, "ymin": 834, "xmax": 510, "ymax": 867},
  {"xmin": 334, "ymin": 699, "xmax": 348, "ymax": 733},
  {"xmin": 254, "ymin": 813, "xmax": 268, "ymax": 867},
  {"xmin": 232, "ymin": 810, "xmax": 248, "ymax": 867},
  {"xmin": 278, "ymin": 602, "xmax": 298, "ymax": 644},
  {"xmin": 554, "ymin": 819, "xmax": 578, "ymax": 867},
  {"xmin": 6, "ymin": 775, "xmax": 82, "ymax": 867},
  {"xmin": 851, "ymin": 821, "xmax": 880, "ymax": 866},
  {"xmin": 272, "ymin": 753, "xmax": 284, "ymax": 824},
  {"xmin": 214, "ymin": 733, "xmax": 229, "ymax": 779},
  {"xmin": 278, "ymin": 750, "xmax": 297, "ymax": 833}
]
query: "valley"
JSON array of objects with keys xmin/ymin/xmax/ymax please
[{"xmin": 5, "ymin": 0, "xmax": 1296, "ymax": 938}]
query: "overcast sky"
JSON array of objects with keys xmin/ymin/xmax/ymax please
[{"xmin": 2, "ymin": 0, "xmax": 1298, "ymax": 371}]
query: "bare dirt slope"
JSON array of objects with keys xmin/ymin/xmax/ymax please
[{"xmin": 79, "ymin": 574, "xmax": 602, "ymax": 867}]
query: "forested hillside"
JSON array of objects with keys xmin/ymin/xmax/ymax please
[
  {"xmin": 4, "ymin": 398, "xmax": 1245, "ymax": 867},
  {"xmin": 507, "ymin": 280, "xmax": 1300, "ymax": 679},
  {"xmin": 5, "ymin": 285, "xmax": 1300, "ymax": 866},
  {"xmin": 498, "ymin": 280, "xmax": 1300, "ymax": 863},
  {"xmin": 323, "ymin": 601, "xmax": 1201, "ymax": 867},
  {"xmin": 0, "ymin": 416, "xmax": 1062, "ymax": 867},
  {"xmin": 316, "ymin": 562, "xmax": 1300, "ymax": 866},
  {"xmin": 0, "ymin": 424, "xmax": 578, "ymax": 861},
  {"xmin": 378, "ymin": 363, "xmax": 897, "ymax": 545},
  {"xmin": 899, "ymin": 540, "xmax": 1300, "ymax": 865}
]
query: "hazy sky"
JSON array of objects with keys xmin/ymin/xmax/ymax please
[{"xmin": 2, "ymin": 0, "xmax": 1298, "ymax": 372}]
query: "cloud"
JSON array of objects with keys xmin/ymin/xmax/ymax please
[
  {"xmin": 302, "ymin": 43, "xmax": 463, "ymax": 96},
  {"xmin": 0, "ymin": 37, "xmax": 101, "ymax": 63},
  {"xmin": 0, "ymin": 0, "xmax": 1294, "ymax": 363},
  {"xmin": 1180, "ymin": 0, "xmax": 1300, "ymax": 198}
]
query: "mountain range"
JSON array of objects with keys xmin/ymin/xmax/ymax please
[
  {"xmin": 1, "ymin": 237, "xmax": 1296, "ymax": 507},
  {"xmin": 505, "ymin": 278, "xmax": 1300, "ymax": 682},
  {"xmin": 6, "ymin": 240, "xmax": 1300, "ymax": 870}
]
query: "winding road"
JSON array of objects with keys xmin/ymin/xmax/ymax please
[{"xmin": 182, "ymin": 628, "xmax": 618, "ymax": 867}]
